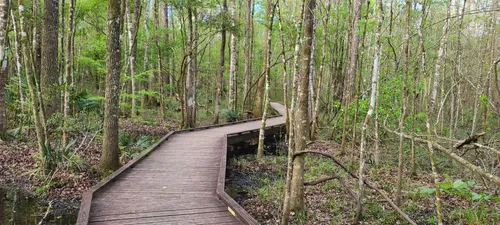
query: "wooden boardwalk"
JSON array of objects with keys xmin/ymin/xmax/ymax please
[{"xmin": 77, "ymin": 103, "xmax": 286, "ymax": 224}]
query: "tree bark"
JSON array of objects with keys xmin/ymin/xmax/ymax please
[
  {"xmin": 214, "ymin": 0, "xmax": 227, "ymax": 124},
  {"xmin": 256, "ymin": 0, "xmax": 276, "ymax": 160},
  {"xmin": 280, "ymin": 1, "xmax": 305, "ymax": 223},
  {"xmin": 0, "ymin": 0, "xmax": 8, "ymax": 138},
  {"xmin": 11, "ymin": 7, "xmax": 25, "ymax": 114},
  {"xmin": 228, "ymin": 0, "xmax": 237, "ymax": 111},
  {"xmin": 290, "ymin": 0, "xmax": 315, "ymax": 212},
  {"xmin": 129, "ymin": 0, "xmax": 142, "ymax": 117},
  {"xmin": 32, "ymin": 0, "xmax": 41, "ymax": 80},
  {"xmin": 185, "ymin": 6, "xmax": 196, "ymax": 128},
  {"xmin": 242, "ymin": 0, "xmax": 253, "ymax": 111},
  {"xmin": 100, "ymin": 0, "xmax": 122, "ymax": 172},
  {"xmin": 340, "ymin": 0, "xmax": 363, "ymax": 153},
  {"xmin": 17, "ymin": 0, "xmax": 49, "ymax": 165},
  {"xmin": 395, "ymin": 0, "xmax": 411, "ymax": 207},
  {"xmin": 311, "ymin": 1, "xmax": 331, "ymax": 140},
  {"xmin": 62, "ymin": 0, "xmax": 76, "ymax": 148},
  {"xmin": 253, "ymin": 0, "xmax": 275, "ymax": 117},
  {"xmin": 342, "ymin": 0, "xmax": 362, "ymax": 105},
  {"xmin": 41, "ymin": 0, "xmax": 60, "ymax": 118},
  {"xmin": 429, "ymin": 0, "xmax": 451, "ymax": 114}
]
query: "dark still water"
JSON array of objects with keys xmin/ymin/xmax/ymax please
[{"xmin": 0, "ymin": 186, "xmax": 77, "ymax": 225}]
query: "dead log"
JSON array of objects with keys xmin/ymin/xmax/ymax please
[
  {"xmin": 293, "ymin": 150, "xmax": 418, "ymax": 225},
  {"xmin": 384, "ymin": 128, "xmax": 500, "ymax": 186},
  {"xmin": 454, "ymin": 132, "xmax": 486, "ymax": 149},
  {"xmin": 304, "ymin": 176, "xmax": 339, "ymax": 186}
]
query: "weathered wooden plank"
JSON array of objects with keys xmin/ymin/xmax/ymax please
[
  {"xmin": 76, "ymin": 191, "xmax": 92, "ymax": 225},
  {"xmin": 89, "ymin": 212, "xmax": 239, "ymax": 224},
  {"xmin": 90, "ymin": 206, "xmax": 228, "ymax": 222},
  {"xmin": 90, "ymin": 199, "xmax": 225, "ymax": 217}
]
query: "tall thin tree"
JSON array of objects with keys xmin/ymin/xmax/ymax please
[
  {"xmin": 100, "ymin": 0, "xmax": 122, "ymax": 172},
  {"xmin": 356, "ymin": 0, "xmax": 383, "ymax": 221},
  {"xmin": 0, "ymin": 0, "xmax": 8, "ymax": 138},
  {"xmin": 185, "ymin": 6, "xmax": 197, "ymax": 128},
  {"xmin": 62, "ymin": 0, "xmax": 76, "ymax": 148},
  {"xmin": 256, "ymin": 0, "xmax": 276, "ymax": 159},
  {"xmin": 214, "ymin": 0, "xmax": 227, "ymax": 124},
  {"xmin": 253, "ymin": 0, "xmax": 276, "ymax": 117},
  {"xmin": 290, "ymin": 0, "xmax": 315, "ymax": 212},
  {"xmin": 242, "ymin": 0, "xmax": 253, "ymax": 110},
  {"xmin": 228, "ymin": 0, "xmax": 237, "ymax": 111},
  {"xmin": 280, "ymin": 1, "xmax": 305, "ymax": 223}
]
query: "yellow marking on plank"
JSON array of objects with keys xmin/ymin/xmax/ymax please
[{"xmin": 228, "ymin": 207, "xmax": 236, "ymax": 216}]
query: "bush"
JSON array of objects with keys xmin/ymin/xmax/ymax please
[{"xmin": 222, "ymin": 109, "xmax": 241, "ymax": 122}]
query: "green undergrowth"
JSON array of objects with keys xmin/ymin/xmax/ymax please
[{"xmin": 228, "ymin": 143, "xmax": 500, "ymax": 225}]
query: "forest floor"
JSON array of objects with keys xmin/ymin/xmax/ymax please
[{"xmin": 226, "ymin": 141, "xmax": 500, "ymax": 225}]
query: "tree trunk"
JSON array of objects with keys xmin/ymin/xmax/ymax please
[
  {"xmin": 290, "ymin": 0, "xmax": 315, "ymax": 212},
  {"xmin": 342, "ymin": 0, "xmax": 362, "ymax": 105},
  {"xmin": 32, "ymin": 0, "xmax": 41, "ymax": 80},
  {"xmin": 142, "ymin": 1, "xmax": 149, "ymax": 109},
  {"xmin": 153, "ymin": 0, "xmax": 163, "ymax": 119},
  {"xmin": 214, "ymin": 0, "xmax": 227, "ymax": 124},
  {"xmin": 429, "ymin": 0, "xmax": 451, "ymax": 115},
  {"xmin": 11, "ymin": 8, "xmax": 25, "ymax": 114},
  {"xmin": 256, "ymin": 0, "xmax": 275, "ymax": 160},
  {"xmin": 228, "ymin": 0, "xmax": 237, "ymax": 111},
  {"xmin": 129, "ymin": 0, "xmax": 142, "ymax": 117},
  {"xmin": 242, "ymin": 0, "xmax": 253, "ymax": 111},
  {"xmin": 17, "ymin": 0, "xmax": 49, "ymax": 167},
  {"xmin": 253, "ymin": 0, "xmax": 275, "ymax": 117},
  {"xmin": 100, "ymin": 0, "xmax": 122, "ymax": 172},
  {"xmin": 162, "ymin": 3, "xmax": 170, "ymax": 99},
  {"xmin": 280, "ymin": 1, "xmax": 304, "ymax": 223},
  {"xmin": 0, "ymin": 0, "xmax": 8, "ymax": 138},
  {"xmin": 355, "ymin": 0, "xmax": 382, "ymax": 221},
  {"xmin": 62, "ymin": 0, "xmax": 76, "ymax": 148},
  {"xmin": 395, "ymin": 0, "xmax": 412, "ymax": 207},
  {"xmin": 412, "ymin": 0, "xmax": 428, "ymax": 173},
  {"xmin": 185, "ymin": 6, "xmax": 196, "ymax": 128},
  {"xmin": 311, "ymin": 1, "xmax": 331, "ymax": 140},
  {"xmin": 308, "ymin": 17, "xmax": 316, "ymax": 125},
  {"xmin": 340, "ymin": 0, "xmax": 363, "ymax": 153},
  {"xmin": 41, "ymin": 0, "xmax": 60, "ymax": 118}
]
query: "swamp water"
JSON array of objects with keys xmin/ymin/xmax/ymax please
[
  {"xmin": 224, "ymin": 137, "xmax": 286, "ymax": 204},
  {"xmin": 0, "ymin": 186, "xmax": 77, "ymax": 225}
]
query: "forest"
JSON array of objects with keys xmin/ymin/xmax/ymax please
[{"xmin": 0, "ymin": 0, "xmax": 499, "ymax": 224}]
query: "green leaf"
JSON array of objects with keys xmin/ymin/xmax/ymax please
[
  {"xmin": 419, "ymin": 187, "xmax": 436, "ymax": 194},
  {"xmin": 444, "ymin": 174, "xmax": 452, "ymax": 183},
  {"xmin": 471, "ymin": 192, "xmax": 482, "ymax": 200},
  {"xmin": 438, "ymin": 182, "xmax": 452, "ymax": 189},
  {"xmin": 453, "ymin": 180, "xmax": 468, "ymax": 190},
  {"xmin": 466, "ymin": 180, "xmax": 476, "ymax": 186}
]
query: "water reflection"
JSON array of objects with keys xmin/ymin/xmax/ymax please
[{"xmin": 0, "ymin": 186, "xmax": 77, "ymax": 225}]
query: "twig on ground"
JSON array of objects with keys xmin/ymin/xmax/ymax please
[
  {"xmin": 38, "ymin": 200, "xmax": 53, "ymax": 225},
  {"xmin": 293, "ymin": 150, "xmax": 418, "ymax": 225}
]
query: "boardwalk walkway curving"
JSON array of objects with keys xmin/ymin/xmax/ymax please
[{"xmin": 77, "ymin": 102, "xmax": 286, "ymax": 224}]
